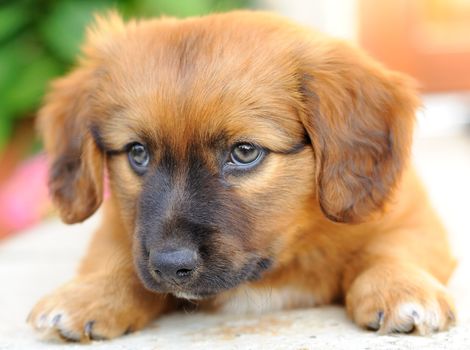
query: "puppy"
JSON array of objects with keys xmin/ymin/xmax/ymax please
[{"xmin": 29, "ymin": 11, "xmax": 456, "ymax": 341}]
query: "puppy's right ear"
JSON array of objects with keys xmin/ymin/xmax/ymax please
[
  {"xmin": 38, "ymin": 64, "xmax": 104, "ymax": 224},
  {"xmin": 37, "ymin": 12, "xmax": 130, "ymax": 224}
]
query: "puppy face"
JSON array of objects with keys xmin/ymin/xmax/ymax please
[
  {"xmin": 90, "ymin": 21, "xmax": 314, "ymax": 297},
  {"xmin": 38, "ymin": 12, "xmax": 418, "ymax": 299}
]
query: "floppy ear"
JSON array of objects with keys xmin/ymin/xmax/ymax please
[
  {"xmin": 37, "ymin": 64, "xmax": 104, "ymax": 224},
  {"xmin": 298, "ymin": 40, "xmax": 419, "ymax": 223},
  {"xmin": 37, "ymin": 12, "xmax": 130, "ymax": 224}
]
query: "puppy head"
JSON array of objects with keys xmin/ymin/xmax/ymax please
[{"xmin": 39, "ymin": 12, "xmax": 418, "ymax": 298}]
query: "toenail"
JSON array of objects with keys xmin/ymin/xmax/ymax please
[
  {"xmin": 38, "ymin": 314, "xmax": 47, "ymax": 328},
  {"xmin": 367, "ymin": 310, "xmax": 385, "ymax": 331},
  {"xmin": 51, "ymin": 314, "xmax": 62, "ymax": 326},
  {"xmin": 84, "ymin": 320, "xmax": 95, "ymax": 339},
  {"xmin": 58, "ymin": 328, "xmax": 81, "ymax": 342},
  {"xmin": 377, "ymin": 310, "xmax": 384, "ymax": 325},
  {"xmin": 411, "ymin": 310, "xmax": 421, "ymax": 322}
]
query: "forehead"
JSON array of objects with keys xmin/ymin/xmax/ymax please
[{"xmin": 94, "ymin": 16, "xmax": 306, "ymax": 151}]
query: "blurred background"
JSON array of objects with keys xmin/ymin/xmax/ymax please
[{"xmin": 0, "ymin": 0, "xmax": 469, "ymax": 239}]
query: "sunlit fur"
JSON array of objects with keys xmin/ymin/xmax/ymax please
[{"xmin": 30, "ymin": 11, "xmax": 456, "ymax": 342}]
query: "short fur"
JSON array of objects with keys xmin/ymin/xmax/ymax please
[{"xmin": 29, "ymin": 11, "xmax": 456, "ymax": 341}]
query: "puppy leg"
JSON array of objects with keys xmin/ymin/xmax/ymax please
[
  {"xmin": 28, "ymin": 213, "xmax": 171, "ymax": 341},
  {"xmin": 28, "ymin": 269, "xmax": 169, "ymax": 341},
  {"xmin": 343, "ymin": 230, "xmax": 456, "ymax": 334}
]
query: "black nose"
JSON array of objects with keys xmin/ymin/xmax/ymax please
[{"xmin": 149, "ymin": 248, "xmax": 198, "ymax": 281}]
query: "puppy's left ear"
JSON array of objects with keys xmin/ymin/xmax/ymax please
[
  {"xmin": 298, "ymin": 40, "xmax": 420, "ymax": 223},
  {"xmin": 38, "ymin": 64, "xmax": 104, "ymax": 224}
]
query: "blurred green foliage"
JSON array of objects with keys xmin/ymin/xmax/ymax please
[{"xmin": 0, "ymin": 0, "xmax": 251, "ymax": 150}]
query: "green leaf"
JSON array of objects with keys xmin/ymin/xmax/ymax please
[
  {"xmin": 210, "ymin": 0, "xmax": 252, "ymax": 12},
  {"xmin": 0, "ymin": 30, "xmax": 64, "ymax": 118},
  {"xmin": 3, "ymin": 55, "xmax": 62, "ymax": 117},
  {"xmin": 0, "ymin": 43, "xmax": 20, "ymax": 96},
  {"xmin": 129, "ymin": 0, "xmax": 215, "ymax": 18},
  {"xmin": 0, "ymin": 2, "xmax": 30, "ymax": 42},
  {"xmin": 0, "ymin": 115, "xmax": 12, "ymax": 151},
  {"xmin": 40, "ymin": 0, "xmax": 114, "ymax": 63},
  {"xmin": 0, "ymin": 38, "xmax": 34, "ymax": 115}
]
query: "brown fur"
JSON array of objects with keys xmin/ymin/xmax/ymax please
[{"xmin": 29, "ymin": 11, "xmax": 456, "ymax": 341}]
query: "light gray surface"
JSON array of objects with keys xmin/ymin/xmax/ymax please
[{"xmin": 1, "ymin": 132, "xmax": 469, "ymax": 350}]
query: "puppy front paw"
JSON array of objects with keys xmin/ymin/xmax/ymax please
[
  {"xmin": 345, "ymin": 264, "xmax": 456, "ymax": 334},
  {"xmin": 28, "ymin": 274, "xmax": 164, "ymax": 342}
]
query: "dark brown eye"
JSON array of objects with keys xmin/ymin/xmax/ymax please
[
  {"xmin": 230, "ymin": 143, "xmax": 263, "ymax": 165},
  {"xmin": 128, "ymin": 143, "xmax": 149, "ymax": 173}
]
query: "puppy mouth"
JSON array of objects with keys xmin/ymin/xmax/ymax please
[
  {"xmin": 135, "ymin": 255, "xmax": 272, "ymax": 299},
  {"xmin": 172, "ymin": 290, "xmax": 215, "ymax": 300}
]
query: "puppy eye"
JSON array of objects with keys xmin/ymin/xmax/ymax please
[
  {"xmin": 229, "ymin": 143, "xmax": 264, "ymax": 166},
  {"xmin": 128, "ymin": 143, "xmax": 150, "ymax": 174}
]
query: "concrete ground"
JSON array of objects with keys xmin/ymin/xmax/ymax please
[{"xmin": 1, "ymin": 128, "xmax": 469, "ymax": 349}]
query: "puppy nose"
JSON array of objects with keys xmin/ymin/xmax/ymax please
[{"xmin": 149, "ymin": 248, "xmax": 198, "ymax": 281}]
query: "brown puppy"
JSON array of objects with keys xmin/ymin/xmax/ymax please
[{"xmin": 29, "ymin": 11, "xmax": 456, "ymax": 341}]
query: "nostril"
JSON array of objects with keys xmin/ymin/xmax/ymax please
[{"xmin": 176, "ymin": 268, "xmax": 193, "ymax": 278}]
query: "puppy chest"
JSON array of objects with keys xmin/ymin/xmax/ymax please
[{"xmin": 216, "ymin": 286, "xmax": 318, "ymax": 314}]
